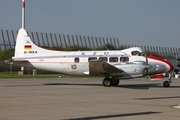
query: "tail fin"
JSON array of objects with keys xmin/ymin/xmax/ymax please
[
  {"xmin": 14, "ymin": 28, "xmax": 60, "ymax": 58},
  {"xmin": 14, "ymin": 28, "xmax": 28, "ymax": 57}
]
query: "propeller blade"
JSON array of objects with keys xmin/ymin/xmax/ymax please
[{"xmin": 144, "ymin": 53, "xmax": 149, "ymax": 76}]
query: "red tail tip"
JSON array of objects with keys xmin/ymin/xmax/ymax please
[{"xmin": 22, "ymin": 1, "xmax": 25, "ymax": 8}]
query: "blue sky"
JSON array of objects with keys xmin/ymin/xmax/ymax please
[{"xmin": 0, "ymin": 0, "xmax": 180, "ymax": 48}]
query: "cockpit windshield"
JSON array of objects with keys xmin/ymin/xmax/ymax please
[
  {"xmin": 131, "ymin": 51, "xmax": 146, "ymax": 57},
  {"xmin": 140, "ymin": 52, "xmax": 146, "ymax": 57}
]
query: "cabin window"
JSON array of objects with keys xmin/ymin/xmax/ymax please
[
  {"xmin": 99, "ymin": 57, "xmax": 108, "ymax": 62},
  {"xmin": 131, "ymin": 51, "xmax": 142, "ymax": 56},
  {"xmin": 88, "ymin": 57, "xmax": 97, "ymax": 61},
  {"xmin": 109, "ymin": 57, "xmax": 118, "ymax": 62},
  {"xmin": 74, "ymin": 57, "xmax": 79, "ymax": 63},
  {"xmin": 120, "ymin": 57, "xmax": 129, "ymax": 62}
]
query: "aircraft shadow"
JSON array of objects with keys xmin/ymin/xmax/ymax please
[
  {"xmin": 135, "ymin": 96, "xmax": 180, "ymax": 100},
  {"xmin": 44, "ymin": 83, "xmax": 165, "ymax": 90},
  {"xmin": 118, "ymin": 83, "xmax": 180, "ymax": 89},
  {"xmin": 44, "ymin": 82, "xmax": 180, "ymax": 89},
  {"xmin": 117, "ymin": 83, "xmax": 180, "ymax": 89},
  {"xmin": 44, "ymin": 83, "xmax": 102, "ymax": 87},
  {"xmin": 63, "ymin": 111, "xmax": 162, "ymax": 120},
  {"xmin": 118, "ymin": 83, "xmax": 161, "ymax": 89}
]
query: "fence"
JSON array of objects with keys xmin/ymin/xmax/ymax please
[{"xmin": 1, "ymin": 29, "xmax": 180, "ymax": 59}]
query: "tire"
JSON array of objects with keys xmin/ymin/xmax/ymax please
[
  {"xmin": 163, "ymin": 81, "xmax": 170, "ymax": 87},
  {"xmin": 102, "ymin": 78, "xmax": 111, "ymax": 87},
  {"xmin": 111, "ymin": 79, "xmax": 119, "ymax": 86}
]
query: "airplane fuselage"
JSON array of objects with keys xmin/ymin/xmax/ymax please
[{"xmin": 12, "ymin": 49, "xmax": 172, "ymax": 78}]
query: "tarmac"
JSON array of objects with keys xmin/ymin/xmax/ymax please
[{"xmin": 0, "ymin": 77, "xmax": 180, "ymax": 120}]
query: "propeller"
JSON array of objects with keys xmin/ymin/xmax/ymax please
[
  {"xmin": 168, "ymin": 68, "xmax": 174, "ymax": 82},
  {"xmin": 144, "ymin": 52, "xmax": 151, "ymax": 79}
]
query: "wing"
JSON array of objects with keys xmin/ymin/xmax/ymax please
[{"xmin": 89, "ymin": 60, "xmax": 124, "ymax": 76}]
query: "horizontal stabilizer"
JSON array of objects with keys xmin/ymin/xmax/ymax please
[{"xmin": 5, "ymin": 59, "xmax": 28, "ymax": 64}]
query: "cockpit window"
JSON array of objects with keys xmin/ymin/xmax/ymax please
[
  {"xmin": 131, "ymin": 51, "xmax": 142, "ymax": 56},
  {"xmin": 120, "ymin": 57, "xmax": 129, "ymax": 62},
  {"xmin": 140, "ymin": 52, "xmax": 146, "ymax": 57}
]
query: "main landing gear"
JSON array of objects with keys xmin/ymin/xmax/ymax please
[{"xmin": 102, "ymin": 77, "xmax": 120, "ymax": 87}]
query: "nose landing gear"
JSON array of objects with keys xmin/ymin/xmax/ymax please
[
  {"xmin": 163, "ymin": 81, "xmax": 170, "ymax": 87},
  {"xmin": 163, "ymin": 73, "xmax": 172, "ymax": 87}
]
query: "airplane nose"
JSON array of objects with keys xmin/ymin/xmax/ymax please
[
  {"xmin": 147, "ymin": 56, "xmax": 174, "ymax": 72},
  {"xmin": 165, "ymin": 61, "xmax": 174, "ymax": 71}
]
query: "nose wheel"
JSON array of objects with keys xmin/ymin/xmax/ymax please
[
  {"xmin": 163, "ymin": 75, "xmax": 172, "ymax": 87},
  {"xmin": 163, "ymin": 81, "xmax": 170, "ymax": 87}
]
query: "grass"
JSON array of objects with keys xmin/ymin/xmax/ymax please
[
  {"xmin": 0, "ymin": 74, "xmax": 60, "ymax": 79},
  {"xmin": 0, "ymin": 73, "xmax": 103, "ymax": 79}
]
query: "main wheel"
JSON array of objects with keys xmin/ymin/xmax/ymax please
[
  {"xmin": 111, "ymin": 79, "xmax": 119, "ymax": 86},
  {"xmin": 163, "ymin": 81, "xmax": 170, "ymax": 87},
  {"xmin": 102, "ymin": 78, "xmax": 111, "ymax": 87}
]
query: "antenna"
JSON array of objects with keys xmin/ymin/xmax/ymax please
[
  {"xmin": 22, "ymin": 0, "xmax": 25, "ymax": 28},
  {"xmin": 21, "ymin": 0, "xmax": 25, "ymax": 72},
  {"xmin": 104, "ymin": 44, "xmax": 109, "ymax": 51}
]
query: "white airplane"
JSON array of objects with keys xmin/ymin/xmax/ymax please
[{"xmin": 5, "ymin": 28, "xmax": 173, "ymax": 87}]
